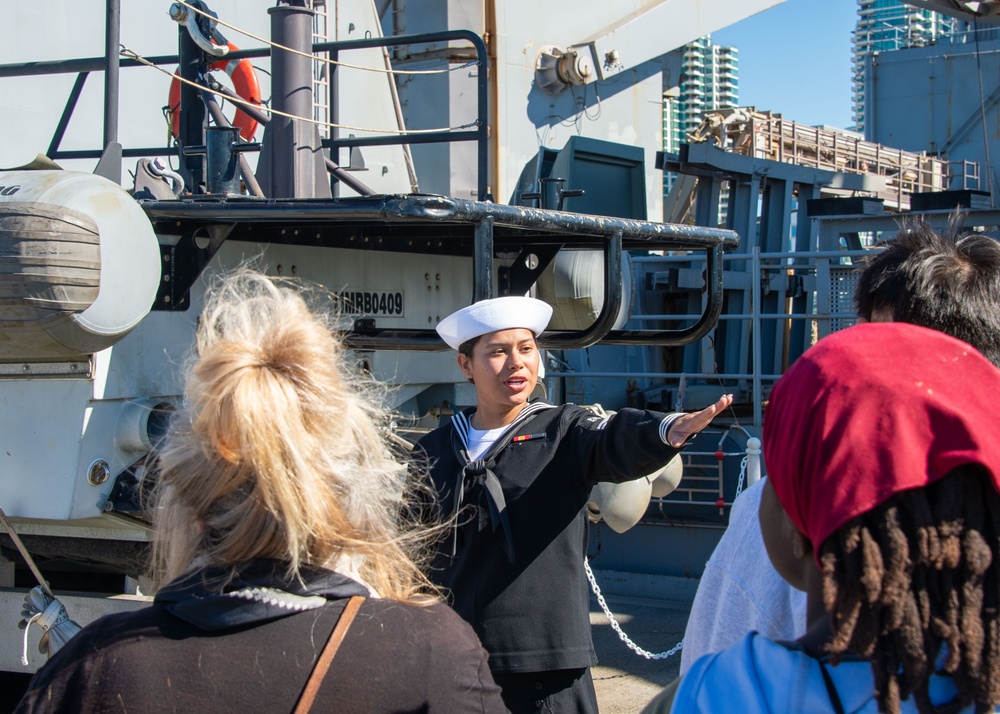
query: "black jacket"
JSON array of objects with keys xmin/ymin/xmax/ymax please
[
  {"xmin": 16, "ymin": 563, "xmax": 506, "ymax": 714},
  {"xmin": 415, "ymin": 402, "xmax": 684, "ymax": 673}
]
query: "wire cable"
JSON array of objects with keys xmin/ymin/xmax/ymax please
[
  {"xmin": 173, "ymin": 0, "xmax": 476, "ymax": 76},
  {"xmin": 123, "ymin": 46, "xmax": 478, "ymax": 135},
  {"xmin": 973, "ymin": 17, "xmax": 998, "ymax": 207}
]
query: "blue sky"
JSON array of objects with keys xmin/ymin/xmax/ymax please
[{"xmin": 713, "ymin": 0, "xmax": 859, "ymax": 130}]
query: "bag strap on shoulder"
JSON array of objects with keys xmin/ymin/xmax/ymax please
[{"xmin": 293, "ymin": 595, "xmax": 366, "ymax": 714}]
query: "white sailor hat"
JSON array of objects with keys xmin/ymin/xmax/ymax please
[{"xmin": 436, "ymin": 296, "xmax": 553, "ymax": 350}]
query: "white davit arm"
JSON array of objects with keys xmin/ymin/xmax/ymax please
[
  {"xmin": 168, "ymin": 2, "xmax": 229, "ymax": 58},
  {"xmin": 535, "ymin": 0, "xmax": 787, "ymax": 95}
]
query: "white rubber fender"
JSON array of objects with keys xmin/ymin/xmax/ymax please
[
  {"xmin": 649, "ymin": 454, "xmax": 684, "ymax": 498},
  {"xmin": 537, "ymin": 251, "xmax": 632, "ymax": 331},
  {"xmin": 585, "ymin": 405, "xmax": 683, "ymax": 533},
  {"xmin": 587, "ymin": 476, "xmax": 653, "ymax": 534},
  {"xmin": 0, "ymin": 170, "xmax": 161, "ymax": 359}
]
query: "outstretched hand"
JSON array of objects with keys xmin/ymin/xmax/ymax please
[{"xmin": 666, "ymin": 394, "xmax": 734, "ymax": 448}]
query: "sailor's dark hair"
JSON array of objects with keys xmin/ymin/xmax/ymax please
[
  {"xmin": 820, "ymin": 464, "xmax": 1000, "ymax": 714},
  {"xmin": 457, "ymin": 331, "xmax": 540, "ymax": 359},
  {"xmin": 457, "ymin": 336, "xmax": 481, "ymax": 360},
  {"xmin": 855, "ymin": 213, "xmax": 1000, "ymax": 367}
]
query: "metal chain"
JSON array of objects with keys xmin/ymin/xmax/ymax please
[
  {"xmin": 734, "ymin": 455, "xmax": 749, "ymax": 500},
  {"xmin": 585, "ymin": 558, "xmax": 683, "ymax": 660},
  {"xmin": 587, "ymin": 451, "xmax": 752, "ymax": 660}
]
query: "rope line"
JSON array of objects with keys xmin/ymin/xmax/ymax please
[
  {"xmin": 173, "ymin": 0, "xmax": 477, "ymax": 76},
  {"xmin": 122, "ymin": 46, "xmax": 478, "ymax": 135}
]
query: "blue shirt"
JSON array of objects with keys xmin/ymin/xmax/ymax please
[{"xmin": 669, "ymin": 632, "xmax": 982, "ymax": 713}]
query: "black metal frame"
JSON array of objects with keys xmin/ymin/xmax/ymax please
[
  {"xmin": 0, "ymin": 19, "xmax": 488, "ymax": 196},
  {"xmin": 142, "ymin": 194, "xmax": 737, "ymax": 350},
  {"xmin": 317, "ymin": 31, "xmax": 489, "ymax": 201}
]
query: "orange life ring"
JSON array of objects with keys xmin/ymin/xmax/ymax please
[{"xmin": 167, "ymin": 41, "xmax": 261, "ymax": 141}]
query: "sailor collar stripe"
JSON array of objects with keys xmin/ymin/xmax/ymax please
[
  {"xmin": 452, "ymin": 401, "xmax": 556, "ymax": 458},
  {"xmin": 445, "ymin": 402, "xmax": 556, "ymax": 565}
]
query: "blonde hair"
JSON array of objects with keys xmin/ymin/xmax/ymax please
[{"xmin": 150, "ymin": 269, "xmax": 439, "ymax": 601}]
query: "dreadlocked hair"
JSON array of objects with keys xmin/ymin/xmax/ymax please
[{"xmin": 818, "ymin": 464, "xmax": 1000, "ymax": 714}]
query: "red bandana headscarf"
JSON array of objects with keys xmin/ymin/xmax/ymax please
[{"xmin": 763, "ymin": 322, "xmax": 1000, "ymax": 564}]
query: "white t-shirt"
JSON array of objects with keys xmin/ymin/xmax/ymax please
[
  {"xmin": 465, "ymin": 424, "xmax": 512, "ymax": 461},
  {"xmin": 680, "ymin": 477, "xmax": 808, "ymax": 675}
]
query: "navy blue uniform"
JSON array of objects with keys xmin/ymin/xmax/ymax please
[{"xmin": 415, "ymin": 401, "xmax": 684, "ymax": 712}]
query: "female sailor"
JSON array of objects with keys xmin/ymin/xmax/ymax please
[{"xmin": 415, "ymin": 296, "xmax": 732, "ymax": 714}]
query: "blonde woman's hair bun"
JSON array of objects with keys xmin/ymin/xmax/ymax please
[{"xmin": 150, "ymin": 268, "xmax": 441, "ymax": 602}]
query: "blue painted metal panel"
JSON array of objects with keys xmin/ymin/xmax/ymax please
[{"xmin": 868, "ymin": 37, "xmax": 1000, "ymax": 191}]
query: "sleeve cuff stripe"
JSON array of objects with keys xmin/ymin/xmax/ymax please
[{"xmin": 659, "ymin": 413, "xmax": 684, "ymax": 445}]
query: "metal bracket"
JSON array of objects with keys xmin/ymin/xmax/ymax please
[
  {"xmin": 153, "ymin": 222, "xmax": 233, "ymax": 311},
  {"xmin": 499, "ymin": 246, "xmax": 560, "ymax": 296}
]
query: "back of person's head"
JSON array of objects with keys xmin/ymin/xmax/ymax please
[
  {"xmin": 764, "ymin": 323, "xmax": 1000, "ymax": 713},
  {"xmin": 855, "ymin": 214, "xmax": 1000, "ymax": 367},
  {"xmin": 819, "ymin": 465, "xmax": 1000, "ymax": 713},
  {"xmin": 151, "ymin": 269, "xmax": 435, "ymax": 600}
]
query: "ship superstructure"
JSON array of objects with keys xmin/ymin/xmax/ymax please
[{"xmin": 1, "ymin": 0, "xmax": 1000, "ymax": 679}]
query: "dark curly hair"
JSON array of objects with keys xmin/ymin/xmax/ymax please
[{"xmin": 855, "ymin": 214, "xmax": 1000, "ymax": 367}]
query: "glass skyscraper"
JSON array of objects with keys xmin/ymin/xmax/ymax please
[{"xmin": 663, "ymin": 36, "xmax": 739, "ymax": 221}]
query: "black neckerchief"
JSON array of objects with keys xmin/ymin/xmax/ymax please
[
  {"xmin": 447, "ymin": 402, "xmax": 556, "ymax": 564},
  {"xmin": 154, "ymin": 559, "xmax": 370, "ymax": 631}
]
